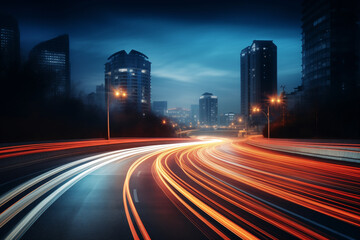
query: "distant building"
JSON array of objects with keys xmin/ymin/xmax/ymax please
[
  {"xmin": 241, "ymin": 40, "xmax": 277, "ymax": 117},
  {"xmin": 167, "ymin": 107, "xmax": 190, "ymax": 126},
  {"xmin": 105, "ymin": 50, "xmax": 151, "ymax": 114},
  {"xmin": 152, "ymin": 101, "xmax": 167, "ymax": 116},
  {"xmin": 190, "ymin": 104, "xmax": 199, "ymax": 127},
  {"xmin": 219, "ymin": 112, "xmax": 236, "ymax": 126},
  {"xmin": 29, "ymin": 34, "xmax": 70, "ymax": 97},
  {"xmin": 199, "ymin": 92, "xmax": 218, "ymax": 126},
  {"xmin": 0, "ymin": 14, "xmax": 20, "ymax": 73},
  {"xmin": 302, "ymin": 0, "xmax": 360, "ymax": 98}
]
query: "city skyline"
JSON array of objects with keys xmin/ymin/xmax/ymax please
[
  {"xmin": 2, "ymin": 0, "xmax": 303, "ymax": 114},
  {"xmin": 1, "ymin": 1, "xmax": 360, "ymax": 240}
]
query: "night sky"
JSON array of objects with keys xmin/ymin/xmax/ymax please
[{"xmin": 2, "ymin": 0, "xmax": 302, "ymax": 113}]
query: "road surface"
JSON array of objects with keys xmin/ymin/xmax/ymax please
[{"xmin": 0, "ymin": 137, "xmax": 359, "ymax": 239}]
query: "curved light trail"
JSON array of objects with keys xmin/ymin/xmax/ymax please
[{"xmin": 1, "ymin": 137, "xmax": 359, "ymax": 239}]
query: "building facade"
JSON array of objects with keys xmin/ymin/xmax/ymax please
[
  {"xmin": 105, "ymin": 50, "xmax": 151, "ymax": 114},
  {"xmin": 240, "ymin": 46, "xmax": 251, "ymax": 118},
  {"xmin": 219, "ymin": 112, "xmax": 236, "ymax": 126},
  {"xmin": 199, "ymin": 92, "xmax": 218, "ymax": 126},
  {"xmin": 241, "ymin": 40, "xmax": 277, "ymax": 118},
  {"xmin": 152, "ymin": 101, "xmax": 167, "ymax": 117},
  {"xmin": 301, "ymin": 0, "xmax": 360, "ymax": 98},
  {"xmin": 0, "ymin": 14, "xmax": 20, "ymax": 74},
  {"xmin": 29, "ymin": 34, "xmax": 70, "ymax": 97}
]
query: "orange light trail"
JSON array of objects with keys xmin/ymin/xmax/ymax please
[
  {"xmin": 122, "ymin": 137, "xmax": 360, "ymax": 239},
  {"xmin": 3, "ymin": 137, "xmax": 359, "ymax": 239}
]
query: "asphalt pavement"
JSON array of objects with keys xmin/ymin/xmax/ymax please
[{"xmin": 0, "ymin": 137, "xmax": 359, "ymax": 239}]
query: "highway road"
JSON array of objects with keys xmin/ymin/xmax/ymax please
[{"xmin": 0, "ymin": 137, "xmax": 359, "ymax": 239}]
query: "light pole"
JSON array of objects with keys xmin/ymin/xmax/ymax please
[
  {"xmin": 106, "ymin": 77, "xmax": 127, "ymax": 140},
  {"xmin": 252, "ymin": 107, "xmax": 269, "ymax": 138},
  {"xmin": 252, "ymin": 96, "xmax": 282, "ymax": 139}
]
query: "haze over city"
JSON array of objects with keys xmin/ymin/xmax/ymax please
[{"xmin": 3, "ymin": 0, "xmax": 302, "ymax": 113}]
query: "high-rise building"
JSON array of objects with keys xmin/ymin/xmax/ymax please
[
  {"xmin": 105, "ymin": 50, "xmax": 151, "ymax": 114},
  {"xmin": 0, "ymin": 14, "xmax": 20, "ymax": 73},
  {"xmin": 241, "ymin": 40, "xmax": 277, "ymax": 117},
  {"xmin": 302, "ymin": 0, "xmax": 360, "ymax": 98},
  {"xmin": 152, "ymin": 101, "xmax": 167, "ymax": 116},
  {"xmin": 190, "ymin": 104, "xmax": 199, "ymax": 127},
  {"xmin": 240, "ymin": 46, "xmax": 251, "ymax": 118},
  {"xmin": 29, "ymin": 34, "xmax": 70, "ymax": 97},
  {"xmin": 199, "ymin": 92, "xmax": 218, "ymax": 126}
]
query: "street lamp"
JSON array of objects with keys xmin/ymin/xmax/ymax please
[
  {"xmin": 252, "ymin": 96, "xmax": 282, "ymax": 139},
  {"xmin": 106, "ymin": 88, "xmax": 127, "ymax": 140}
]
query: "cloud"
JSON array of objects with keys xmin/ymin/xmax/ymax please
[
  {"xmin": 152, "ymin": 63, "xmax": 232, "ymax": 83},
  {"xmin": 15, "ymin": 9, "xmax": 302, "ymax": 114}
]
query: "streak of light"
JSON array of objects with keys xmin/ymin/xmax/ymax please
[
  {"xmin": 1, "ymin": 143, "xmax": 193, "ymax": 240},
  {"xmin": 122, "ymin": 139, "xmax": 223, "ymax": 240}
]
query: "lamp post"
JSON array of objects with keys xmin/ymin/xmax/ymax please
[
  {"xmin": 106, "ymin": 84, "xmax": 127, "ymax": 140},
  {"xmin": 252, "ymin": 96, "xmax": 282, "ymax": 139}
]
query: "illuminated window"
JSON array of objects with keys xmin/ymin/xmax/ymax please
[{"xmin": 119, "ymin": 68, "xmax": 127, "ymax": 72}]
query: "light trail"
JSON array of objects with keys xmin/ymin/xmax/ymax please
[
  {"xmin": 1, "ymin": 143, "xmax": 197, "ymax": 240},
  {"xmin": 0, "ymin": 138, "xmax": 185, "ymax": 160},
  {"xmin": 122, "ymin": 139, "xmax": 222, "ymax": 240},
  {"xmin": 123, "ymin": 137, "xmax": 359, "ymax": 239},
  {"xmin": 1, "ymin": 137, "xmax": 359, "ymax": 239}
]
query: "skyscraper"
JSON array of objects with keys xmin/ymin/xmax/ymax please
[
  {"xmin": 0, "ymin": 14, "xmax": 20, "ymax": 73},
  {"xmin": 302, "ymin": 0, "xmax": 360, "ymax": 98},
  {"xmin": 241, "ymin": 40, "xmax": 277, "ymax": 117},
  {"xmin": 105, "ymin": 50, "xmax": 151, "ymax": 114},
  {"xmin": 199, "ymin": 92, "xmax": 218, "ymax": 126},
  {"xmin": 240, "ymin": 46, "xmax": 251, "ymax": 118},
  {"xmin": 152, "ymin": 101, "xmax": 167, "ymax": 116},
  {"xmin": 29, "ymin": 34, "xmax": 70, "ymax": 97}
]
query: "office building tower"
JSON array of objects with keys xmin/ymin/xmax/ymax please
[
  {"xmin": 240, "ymin": 46, "xmax": 251, "ymax": 117},
  {"xmin": 105, "ymin": 49, "xmax": 151, "ymax": 113},
  {"xmin": 29, "ymin": 34, "xmax": 70, "ymax": 97},
  {"xmin": 241, "ymin": 40, "xmax": 277, "ymax": 117},
  {"xmin": 0, "ymin": 14, "xmax": 20, "ymax": 73},
  {"xmin": 152, "ymin": 101, "xmax": 167, "ymax": 116},
  {"xmin": 199, "ymin": 92, "xmax": 218, "ymax": 126},
  {"xmin": 302, "ymin": 0, "xmax": 360, "ymax": 98}
]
